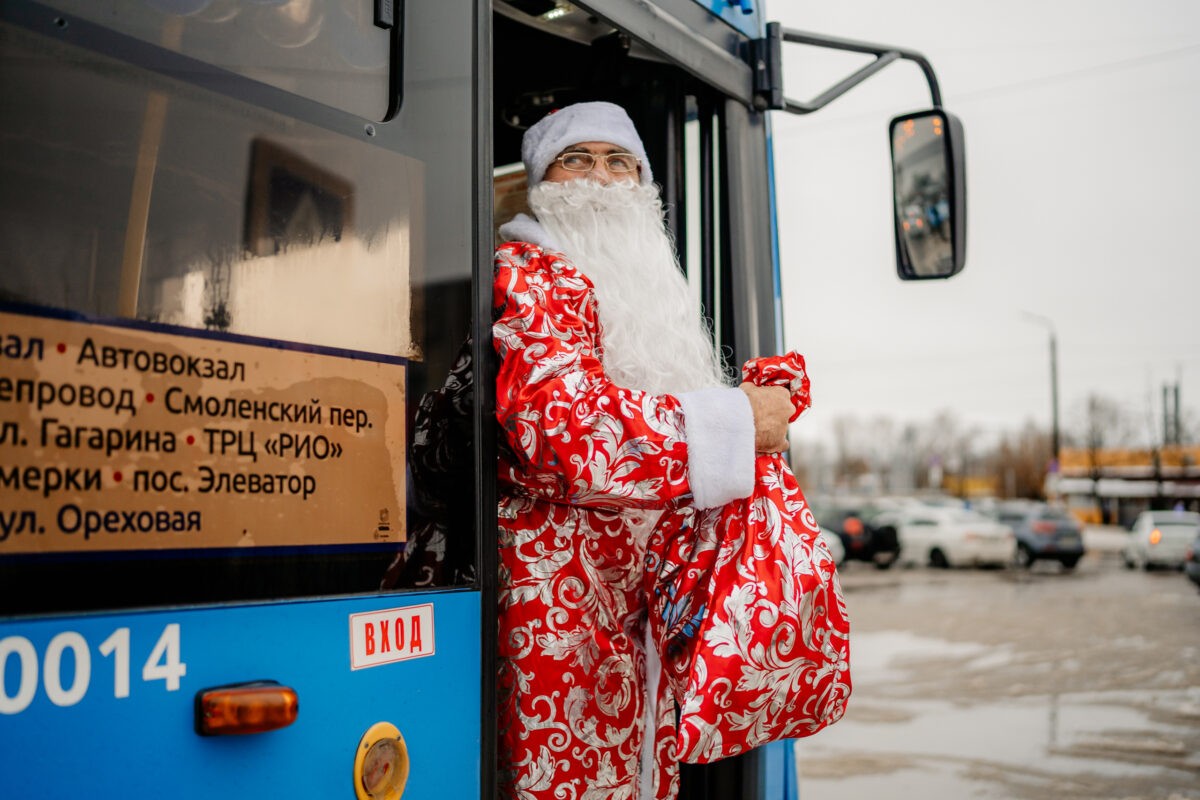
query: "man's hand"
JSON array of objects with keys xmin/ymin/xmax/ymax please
[{"xmin": 739, "ymin": 383, "xmax": 791, "ymax": 453}]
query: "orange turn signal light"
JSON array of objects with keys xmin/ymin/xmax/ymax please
[
  {"xmin": 195, "ymin": 681, "xmax": 299, "ymax": 736},
  {"xmin": 1149, "ymin": 528, "xmax": 1162, "ymax": 545}
]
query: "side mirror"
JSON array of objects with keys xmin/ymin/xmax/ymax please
[{"xmin": 889, "ymin": 109, "xmax": 966, "ymax": 280}]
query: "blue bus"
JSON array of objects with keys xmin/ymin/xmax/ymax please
[{"xmin": 0, "ymin": 1, "xmax": 964, "ymax": 797}]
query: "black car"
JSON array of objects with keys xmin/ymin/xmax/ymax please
[
  {"xmin": 998, "ymin": 503, "xmax": 1086, "ymax": 570},
  {"xmin": 812, "ymin": 502, "xmax": 901, "ymax": 569}
]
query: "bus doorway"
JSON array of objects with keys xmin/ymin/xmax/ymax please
[{"xmin": 491, "ymin": 5, "xmax": 775, "ymax": 798}]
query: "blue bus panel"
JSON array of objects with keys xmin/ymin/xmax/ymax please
[{"xmin": 0, "ymin": 590, "xmax": 480, "ymax": 799}]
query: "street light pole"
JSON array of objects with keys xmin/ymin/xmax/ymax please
[
  {"xmin": 1049, "ymin": 329, "xmax": 1060, "ymax": 464},
  {"xmin": 1023, "ymin": 312, "xmax": 1061, "ymax": 468}
]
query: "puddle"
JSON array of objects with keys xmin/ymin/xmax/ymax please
[
  {"xmin": 846, "ymin": 630, "xmax": 992, "ymax": 683},
  {"xmin": 797, "ymin": 762, "xmax": 1006, "ymax": 800},
  {"xmin": 800, "ymin": 694, "xmax": 1187, "ymax": 773},
  {"xmin": 797, "ymin": 631, "xmax": 1200, "ymax": 798}
]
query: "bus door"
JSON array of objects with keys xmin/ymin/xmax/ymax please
[
  {"xmin": 0, "ymin": 1, "xmax": 494, "ymax": 797},
  {"xmin": 492, "ymin": 2, "xmax": 788, "ymax": 796}
]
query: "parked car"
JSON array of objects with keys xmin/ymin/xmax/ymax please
[
  {"xmin": 819, "ymin": 526, "xmax": 846, "ymax": 567},
  {"xmin": 872, "ymin": 506, "xmax": 1014, "ymax": 569},
  {"xmin": 811, "ymin": 500, "xmax": 901, "ymax": 569},
  {"xmin": 1123, "ymin": 509, "xmax": 1200, "ymax": 570},
  {"xmin": 985, "ymin": 499, "xmax": 1043, "ymax": 528},
  {"xmin": 1184, "ymin": 530, "xmax": 1200, "ymax": 591},
  {"xmin": 1004, "ymin": 503, "xmax": 1086, "ymax": 570}
]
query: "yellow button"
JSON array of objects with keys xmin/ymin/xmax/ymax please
[{"xmin": 353, "ymin": 722, "xmax": 410, "ymax": 800}]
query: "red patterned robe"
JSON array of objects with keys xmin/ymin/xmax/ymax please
[{"xmin": 493, "ymin": 239, "xmax": 754, "ymax": 800}]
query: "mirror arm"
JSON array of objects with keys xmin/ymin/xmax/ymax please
[{"xmin": 754, "ymin": 22, "xmax": 943, "ymax": 114}]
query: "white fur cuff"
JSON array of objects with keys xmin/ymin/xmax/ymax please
[{"xmin": 677, "ymin": 387, "xmax": 755, "ymax": 509}]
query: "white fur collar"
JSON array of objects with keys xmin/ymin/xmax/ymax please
[{"xmin": 497, "ymin": 213, "xmax": 563, "ymax": 253}]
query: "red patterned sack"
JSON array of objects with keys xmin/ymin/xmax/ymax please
[{"xmin": 646, "ymin": 352, "xmax": 851, "ymax": 763}]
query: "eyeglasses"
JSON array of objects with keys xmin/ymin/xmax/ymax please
[{"xmin": 554, "ymin": 151, "xmax": 640, "ymax": 174}]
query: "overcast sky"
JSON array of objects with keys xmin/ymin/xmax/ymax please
[{"xmin": 768, "ymin": 0, "xmax": 1200, "ymax": 450}]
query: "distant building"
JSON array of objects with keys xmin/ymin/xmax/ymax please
[
  {"xmin": 1047, "ymin": 445, "xmax": 1200, "ymax": 527},
  {"xmin": 941, "ymin": 474, "xmax": 998, "ymax": 500}
]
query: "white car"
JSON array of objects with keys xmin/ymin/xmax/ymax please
[
  {"xmin": 1123, "ymin": 509, "xmax": 1200, "ymax": 570},
  {"xmin": 875, "ymin": 507, "xmax": 1014, "ymax": 568}
]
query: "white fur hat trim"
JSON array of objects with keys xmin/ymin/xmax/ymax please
[{"xmin": 522, "ymin": 101, "xmax": 653, "ymax": 186}]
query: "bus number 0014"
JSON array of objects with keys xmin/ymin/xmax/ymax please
[{"xmin": 0, "ymin": 624, "xmax": 186, "ymax": 714}]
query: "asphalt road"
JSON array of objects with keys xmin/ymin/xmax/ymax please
[{"xmin": 794, "ymin": 527, "xmax": 1200, "ymax": 799}]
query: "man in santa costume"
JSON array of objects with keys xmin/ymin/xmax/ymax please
[{"xmin": 494, "ymin": 101, "xmax": 792, "ymax": 800}]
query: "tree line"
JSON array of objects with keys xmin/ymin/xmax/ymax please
[{"xmin": 792, "ymin": 393, "xmax": 1197, "ymax": 499}]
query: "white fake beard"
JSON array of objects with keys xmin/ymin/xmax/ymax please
[{"xmin": 528, "ymin": 179, "xmax": 730, "ymax": 395}]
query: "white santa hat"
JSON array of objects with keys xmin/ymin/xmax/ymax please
[{"xmin": 522, "ymin": 101, "xmax": 653, "ymax": 186}]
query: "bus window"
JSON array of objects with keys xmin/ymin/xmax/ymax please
[
  {"xmin": 0, "ymin": 1, "xmax": 477, "ymax": 615},
  {"xmin": 40, "ymin": 0, "xmax": 394, "ymax": 121}
]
